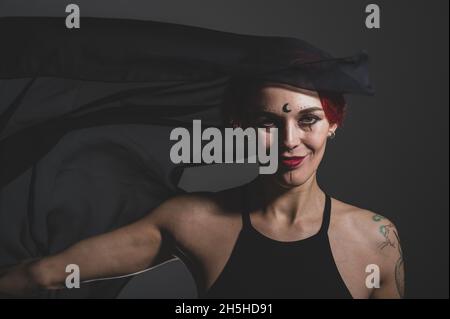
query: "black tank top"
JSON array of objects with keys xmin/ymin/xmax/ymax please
[{"xmin": 202, "ymin": 189, "xmax": 353, "ymax": 299}]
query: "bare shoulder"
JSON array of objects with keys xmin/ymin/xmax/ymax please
[
  {"xmin": 148, "ymin": 186, "xmax": 244, "ymax": 232},
  {"xmin": 330, "ymin": 197, "xmax": 402, "ymax": 255},
  {"xmin": 330, "ymin": 197, "xmax": 405, "ymax": 298}
]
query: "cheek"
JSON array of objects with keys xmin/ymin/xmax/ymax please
[
  {"xmin": 257, "ymin": 122, "xmax": 330, "ymax": 153},
  {"xmin": 305, "ymin": 133, "xmax": 327, "ymax": 153},
  {"xmin": 275, "ymin": 125, "xmax": 329, "ymax": 183},
  {"xmin": 296, "ymin": 124, "xmax": 330, "ymax": 152},
  {"xmin": 299, "ymin": 128, "xmax": 329, "ymax": 171}
]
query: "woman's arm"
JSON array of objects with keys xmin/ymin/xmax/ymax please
[
  {"xmin": 370, "ymin": 218, "xmax": 405, "ymax": 299},
  {"xmin": 0, "ymin": 200, "xmax": 176, "ymax": 296}
]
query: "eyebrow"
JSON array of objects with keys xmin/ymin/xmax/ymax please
[{"xmin": 255, "ymin": 106, "xmax": 324, "ymax": 117}]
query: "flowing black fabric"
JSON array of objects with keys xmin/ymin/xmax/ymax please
[{"xmin": 0, "ymin": 17, "xmax": 373, "ymax": 298}]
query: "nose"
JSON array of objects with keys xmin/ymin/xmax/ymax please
[{"xmin": 281, "ymin": 120, "xmax": 300, "ymax": 152}]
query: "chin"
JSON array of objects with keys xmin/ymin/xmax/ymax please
[{"xmin": 271, "ymin": 170, "xmax": 311, "ymax": 188}]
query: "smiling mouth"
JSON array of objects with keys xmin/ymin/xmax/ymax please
[{"xmin": 280, "ymin": 155, "xmax": 308, "ymax": 169}]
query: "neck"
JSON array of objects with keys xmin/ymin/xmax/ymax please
[{"xmin": 251, "ymin": 173, "xmax": 325, "ymax": 224}]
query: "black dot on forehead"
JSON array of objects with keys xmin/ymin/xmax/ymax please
[{"xmin": 282, "ymin": 103, "xmax": 291, "ymax": 113}]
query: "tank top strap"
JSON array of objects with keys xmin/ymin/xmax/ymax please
[{"xmin": 317, "ymin": 192, "xmax": 332, "ymax": 237}]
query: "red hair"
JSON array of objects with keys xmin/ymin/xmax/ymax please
[{"xmin": 318, "ymin": 91, "xmax": 347, "ymax": 127}]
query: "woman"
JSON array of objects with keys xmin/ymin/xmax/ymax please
[{"xmin": 0, "ymin": 78, "xmax": 404, "ymax": 298}]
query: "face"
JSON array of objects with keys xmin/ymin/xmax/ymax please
[{"xmin": 248, "ymin": 84, "xmax": 337, "ymax": 188}]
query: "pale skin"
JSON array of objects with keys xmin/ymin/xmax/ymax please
[{"xmin": 0, "ymin": 85, "xmax": 404, "ymax": 298}]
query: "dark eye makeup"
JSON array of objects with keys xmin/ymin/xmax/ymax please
[{"xmin": 298, "ymin": 114, "xmax": 321, "ymax": 126}]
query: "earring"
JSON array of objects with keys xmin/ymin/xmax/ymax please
[{"xmin": 328, "ymin": 131, "xmax": 336, "ymax": 139}]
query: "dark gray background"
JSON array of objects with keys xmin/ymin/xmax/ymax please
[{"xmin": 0, "ymin": 0, "xmax": 448, "ymax": 299}]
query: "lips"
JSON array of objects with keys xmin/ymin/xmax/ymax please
[{"xmin": 280, "ymin": 155, "xmax": 307, "ymax": 169}]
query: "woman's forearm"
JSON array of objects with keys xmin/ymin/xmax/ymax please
[{"xmin": 0, "ymin": 219, "xmax": 163, "ymax": 295}]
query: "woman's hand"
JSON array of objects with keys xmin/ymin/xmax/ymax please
[{"xmin": 0, "ymin": 259, "xmax": 45, "ymax": 297}]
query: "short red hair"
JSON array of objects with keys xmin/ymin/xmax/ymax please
[{"xmin": 318, "ymin": 91, "xmax": 347, "ymax": 127}]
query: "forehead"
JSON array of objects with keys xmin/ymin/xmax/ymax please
[{"xmin": 251, "ymin": 85, "xmax": 323, "ymax": 111}]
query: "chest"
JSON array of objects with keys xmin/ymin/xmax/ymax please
[{"xmin": 176, "ymin": 215, "xmax": 372, "ymax": 298}]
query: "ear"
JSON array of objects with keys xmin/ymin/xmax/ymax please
[{"xmin": 329, "ymin": 122, "xmax": 338, "ymax": 134}]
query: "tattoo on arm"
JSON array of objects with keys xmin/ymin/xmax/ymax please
[
  {"xmin": 372, "ymin": 214, "xmax": 385, "ymax": 222},
  {"xmin": 372, "ymin": 214, "xmax": 405, "ymax": 298},
  {"xmin": 378, "ymin": 223, "xmax": 396, "ymax": 250},
  {"xmin": 393, "ymin": 229, "xmax": 405, "ymax": 298}
]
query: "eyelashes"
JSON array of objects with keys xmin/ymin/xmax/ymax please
[{"xmin": 298, "ymin": 115, "xmax": 320, "ymax": 126}]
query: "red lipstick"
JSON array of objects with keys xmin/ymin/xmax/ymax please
[{"xmin": 280, "ymin": 155, "xmax": 307, "ymax": 169}]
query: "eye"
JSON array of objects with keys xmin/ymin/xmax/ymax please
[
  {"xmin": 299, "ymin": 115, "xmax": 320, "ymax": 126},
  {"xmin": 256, "ymin": 118, "xmax": 277, "ymax": 128}
]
